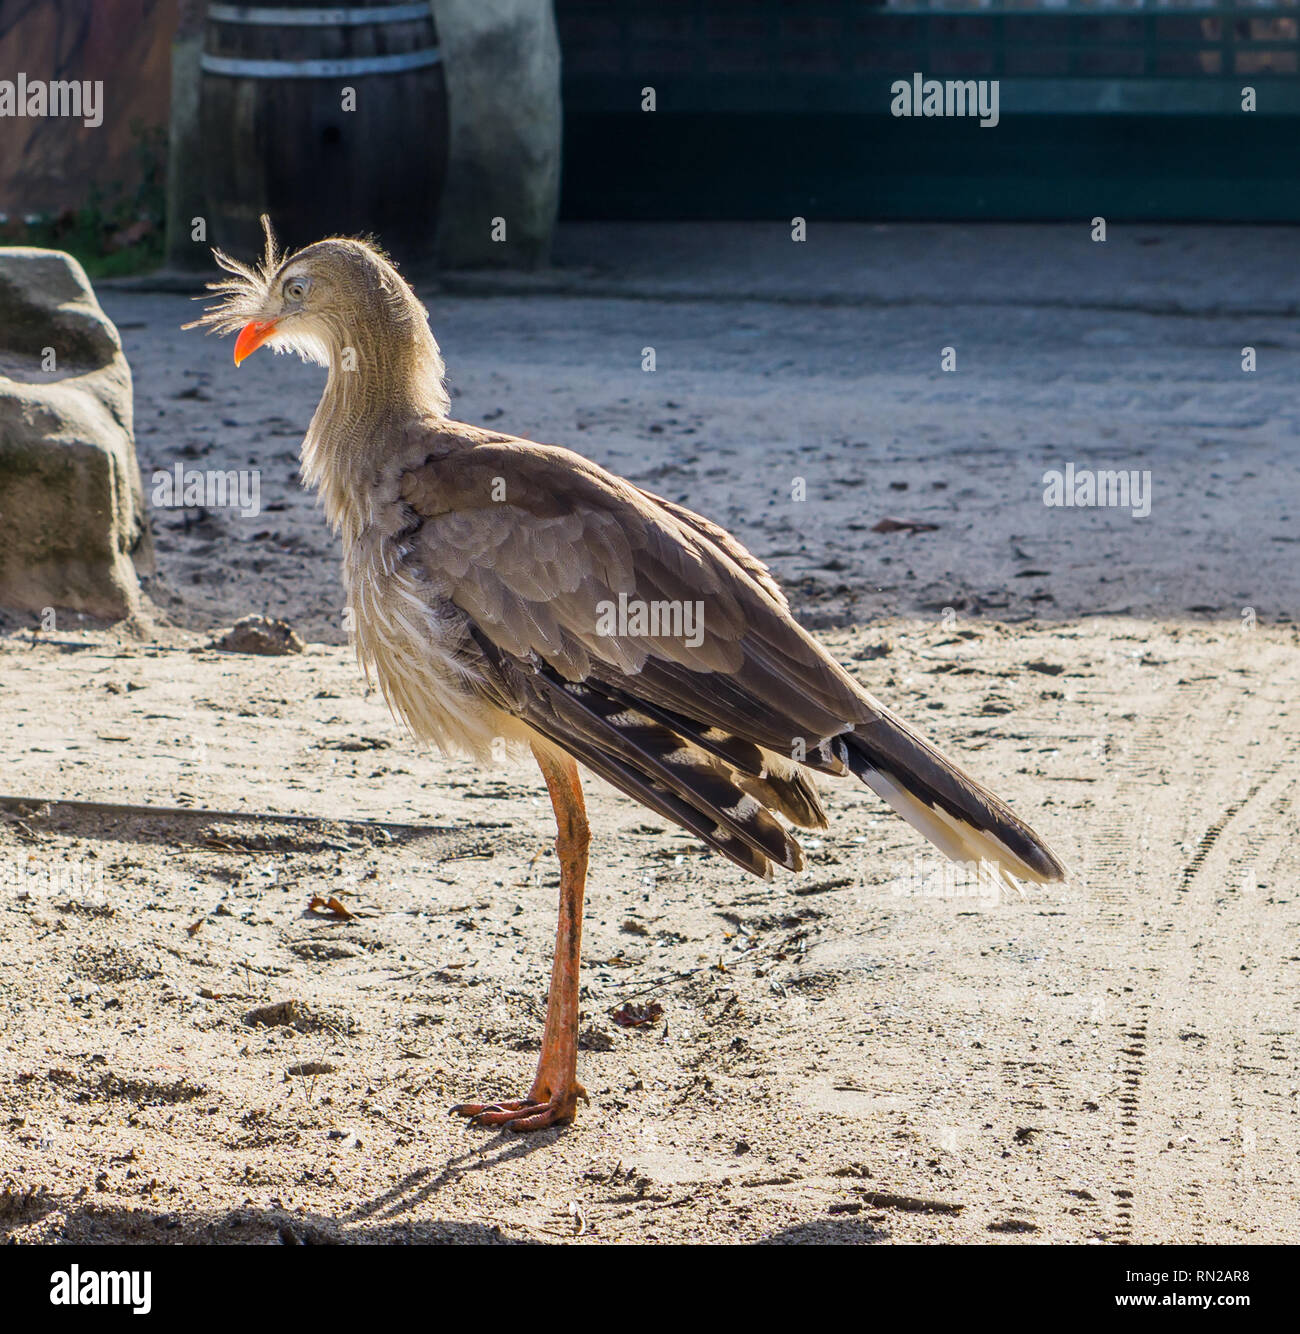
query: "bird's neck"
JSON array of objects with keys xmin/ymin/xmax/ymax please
[{"xmin": 300, "ymin": 306, "xmax": 449, "ymax": 543}]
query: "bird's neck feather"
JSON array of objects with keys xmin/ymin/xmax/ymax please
[{"xmin": 299, "ymin": 292, "xmax": 449, "ymax": 542}]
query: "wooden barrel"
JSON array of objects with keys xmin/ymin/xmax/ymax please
[{"xmin": 198, "ymin": 1, "xmax": 448, "ymax": 264}]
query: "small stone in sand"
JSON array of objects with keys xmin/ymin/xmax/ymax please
[{"xmin": 212, "ymin": 615, "xmax": 305, "ymax": 656}]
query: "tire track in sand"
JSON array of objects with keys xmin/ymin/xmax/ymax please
[{"xmin": 1089, "ymin": 641, "xmax": 1299, "ymax": 1242}]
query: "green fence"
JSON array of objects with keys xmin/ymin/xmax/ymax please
[{"xmin": 555, "ymin": 1, "xmax": 1300, "ymax": 219}]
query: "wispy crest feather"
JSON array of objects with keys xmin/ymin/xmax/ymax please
[{"xmin": 182, "ymin": 214, "xmax": 286, "ymax": 337}]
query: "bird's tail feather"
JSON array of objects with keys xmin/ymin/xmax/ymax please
[
  {"xmin": 518, "ymin": 666, "xmax": 803, "ymax": 877},
  {"xmin": 534, "ymin": 718, "xmax": 778, "ymax": 880},
  {"xmin": 596, "ymin": 683, "xmax": 828, "ymax": 830},
  {"xmin": 473, "ymin": 631, "xmax": 1063, "ymax": 886},
  {"xmin": 834, "ymin": 708, "xmax": 1067, "ymax": 887}
]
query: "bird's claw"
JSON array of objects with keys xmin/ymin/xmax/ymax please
[{"xmin": 450, "ymin": 1083, "xmax": 588, "ymax": 1132}]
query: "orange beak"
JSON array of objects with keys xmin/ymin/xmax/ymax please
[{"xmin": 233, "ymin": 318, "xmax": 279, "ymax": 366}]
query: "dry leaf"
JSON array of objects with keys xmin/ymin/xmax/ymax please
[
  {"xmin": 307, "ymin": 895, "xmax": 355, "ymax": 920},
  {"xmin": 872, "ymin": 517, "xmax": 940, "ymax": 535},
  {"xmin": 611, "ymin": 1001, "xmax": 664, "ymax": 1028}
]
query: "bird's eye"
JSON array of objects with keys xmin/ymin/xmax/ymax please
[{"xmin": 283, "ymin": 278, "xmax": 308, "ymax": 303}]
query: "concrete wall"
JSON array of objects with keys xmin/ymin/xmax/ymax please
[{"xmin": 430, "ymin": 0, "xmax": 561, "ymax": 268}]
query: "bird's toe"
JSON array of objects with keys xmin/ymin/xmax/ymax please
[{"xmin": 449, "ymin": 1084, "xmax": 586, "ymax": 1131}]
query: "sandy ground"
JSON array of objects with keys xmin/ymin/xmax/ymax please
[{"xmin": 1, "ymin": 224, "xmax": 1297, "ymax": 1243}]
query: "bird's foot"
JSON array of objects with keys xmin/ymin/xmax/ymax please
[{"xmin": 450, "ymin": 1081, "xmax": 588, "ymax": 1132}]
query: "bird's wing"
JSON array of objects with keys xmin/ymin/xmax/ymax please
[
  {"xmin": 634, "ymin": 488, "xmax": 791, "ymax": 613},
  {"xmin": 398, "ymin": 422, "xmax": 872, "ymax": 754},
  {"xmin": 398, "ymin": 420, "xmax": 1065, "ymax": 886}
]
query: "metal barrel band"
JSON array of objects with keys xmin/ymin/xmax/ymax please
[
  {"xmin": 206, "ymin": 3, "xmax": 433, "ymax": 26},
  {"xmin": 200, "ymin": 46, "xmax": 441, "ymax": 78}
]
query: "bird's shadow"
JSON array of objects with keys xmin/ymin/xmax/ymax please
[
  {"xmin": 341, "ymin": 1126, "xmax": 563, "ymax": 1224},
  {"xmin": 2, "ymin": 1185, "xmax": 893, "ymax": 1245},
  {"xmin": 0, "ymin": 797, "xmax": 456, "ymax": 855},
  {"xmin": 1, "ymin": 1198, "xmax": 534, "ymax": 1245},
  {"xmin": 0, "ymin": 1131, "xmax": 561, "ymax": 1246}
]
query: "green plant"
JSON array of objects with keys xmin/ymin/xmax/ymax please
[{"xmin": 0, "ymin": 119, "xmax": 168, "ymax": 278}]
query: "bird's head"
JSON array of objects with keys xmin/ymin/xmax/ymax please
[{"xmin": 184, "ymin": 215, "xmax": 436, "ymax": 377}]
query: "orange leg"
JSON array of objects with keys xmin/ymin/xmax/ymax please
[{"xmin": 451, "ymin": 745, "xmax": 591, "ymax": 1132}]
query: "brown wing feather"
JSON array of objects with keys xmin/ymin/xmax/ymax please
[
  {"xmin": 636, "ymin": 488, "xmax": 791, "ymax": 612},
  {"xmin": 397, "ymin": 423, "xmax": 874, "ymax": 750}
]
